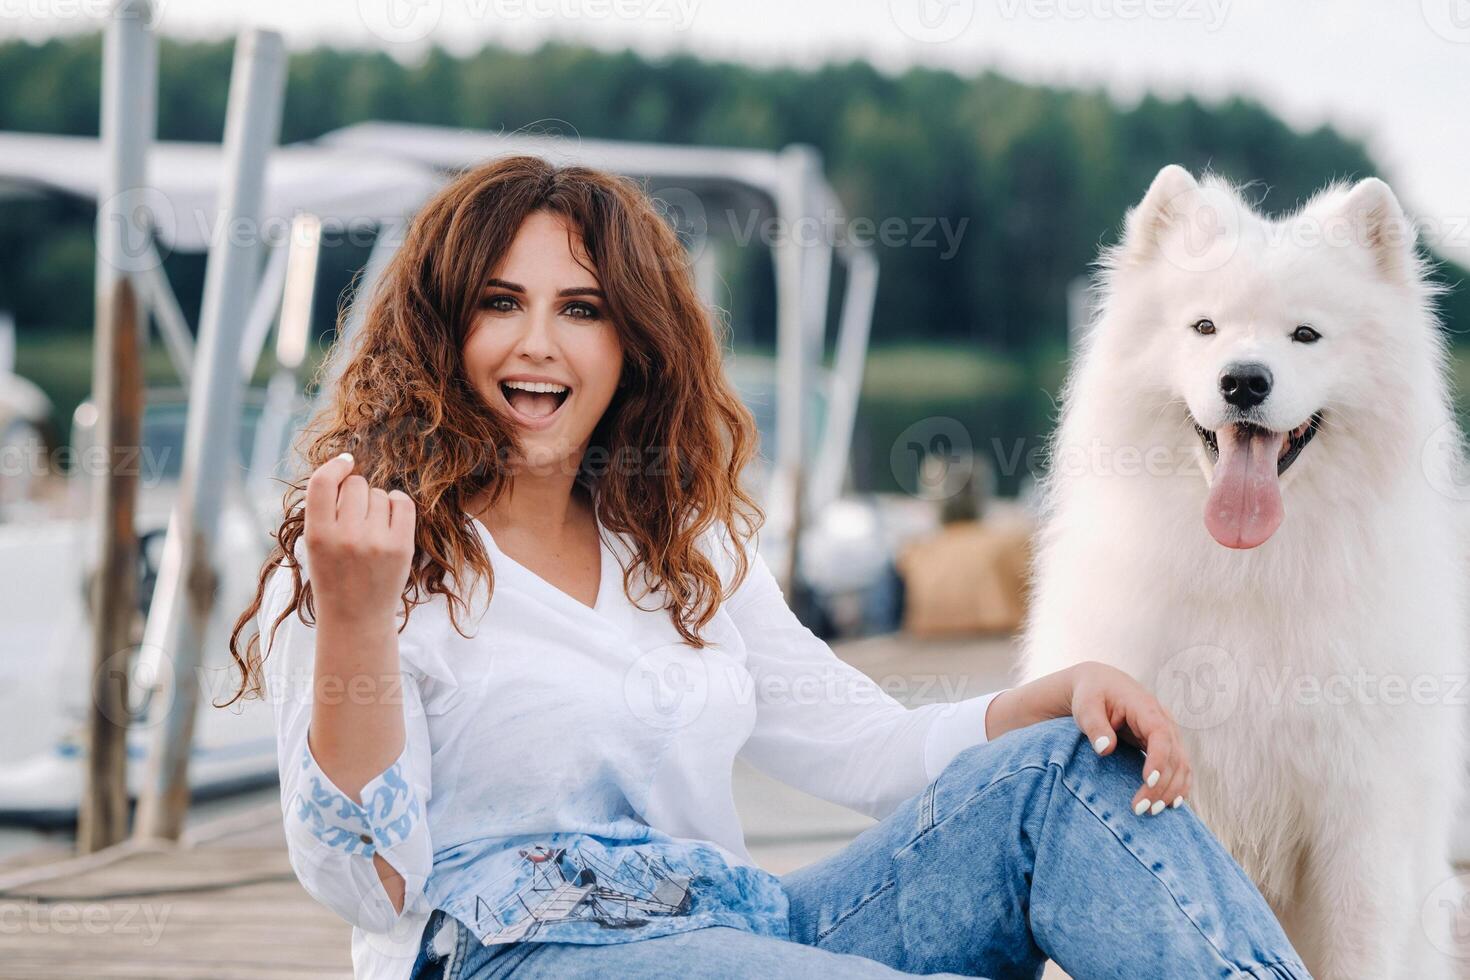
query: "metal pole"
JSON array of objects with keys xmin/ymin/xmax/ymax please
[
  {"xmin": 79, "ymin": 0, "xmax": 155, "ymax": 855},
  {"xmin": 771, "ymin": 145, "xmax": 820, "ymax": 595},
  {"xmin": 133, "ymin": 29, "xmax": 286, "ymax": 842},
  {"xmin": 249, "ymin": 213, "xmax": 320, "ymax": 501},
  {"xmin": 135, "ymin": 243, "xmax": 194, "ymax": 383},
  {"xmin": 809, "ymin": 246, "xmax": 877, "ymax": 513}
]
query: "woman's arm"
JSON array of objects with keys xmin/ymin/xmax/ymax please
[
  {"xmin": 304, "ymin": 453, "xmax": 419, "ymax": 909},
  {"xmin": 264, "ymin": 451, "xmax": 435, "ymax": 928},
  {"xmin": 986, "ymin": 662, "xmax": 1194, "ymax": 814}
]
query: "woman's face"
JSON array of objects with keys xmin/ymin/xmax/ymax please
[{"xmin": 463, "ymin": 210, "xmax": 625, "ymax": 475}]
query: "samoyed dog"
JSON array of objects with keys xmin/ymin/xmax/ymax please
[{"xmin": 1019, "ymin": 165, "xmax": 1470, "ymax": 978}]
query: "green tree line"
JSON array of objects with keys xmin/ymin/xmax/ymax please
[{"xmin": 2, "ymin": 33, "xmax": 1466, "ymax": 352}]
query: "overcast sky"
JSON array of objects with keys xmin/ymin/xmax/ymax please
[{"xmin": 8, "ymin": 0, "xmax": 1470, "ymax": 263}]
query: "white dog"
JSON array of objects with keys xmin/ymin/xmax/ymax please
[{"xmin": 1018, "ymin": 165, "xmax": 1470, "ymax": 978}]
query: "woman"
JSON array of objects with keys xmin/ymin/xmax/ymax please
[{"xmin": 228, "ymin": 156, "xmax": 1310, "ymax": 980}]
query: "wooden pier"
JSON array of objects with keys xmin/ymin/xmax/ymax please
[{"xmin": 0, "ymin": 801, "xmax": 352, "ymax": 978}]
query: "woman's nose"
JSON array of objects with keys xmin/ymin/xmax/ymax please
[{"xmin": 514, "ymin": 308, "xmax": 557, "ymax": 361}]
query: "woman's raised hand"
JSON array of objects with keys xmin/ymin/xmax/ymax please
[{"xmin": 303, "ymin": 452, "xmax": 417, "ymax": 625}]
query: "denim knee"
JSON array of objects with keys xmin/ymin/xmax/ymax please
[
  {"xmin": 922, "ymin": 717, "xmax": 1147, "ymax": 831},
  {"xmin": 944, "ymin": 716, "xmax": 1107, "ymax": 780}
]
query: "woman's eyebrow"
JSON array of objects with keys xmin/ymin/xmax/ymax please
[{"xmin": 482, "ymin": 279, "xmax": 603, "ymax": 300}]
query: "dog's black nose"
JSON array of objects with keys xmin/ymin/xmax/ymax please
[{"xmin": 1219, "ymin": 362, "xmax": 1273, "ymax": 409}]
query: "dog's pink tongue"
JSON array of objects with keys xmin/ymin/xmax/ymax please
[{"xmin": 1204, "ymin": 425, "xmax": 1283, "ymax": 549}]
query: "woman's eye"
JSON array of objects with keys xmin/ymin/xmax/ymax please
[
  {"xmin": 481, "ymin": 294, "xmax": 518, "ymax": 313},
  {"xmin": 563, "ymin": 301, "xmax": 601, "ymax": 320},
  {"xmin": 1292, "ymin": 324, "xmax": 1322, "ymax": 344},
  {"xmin": 1191, "ymin": 318, "xmax": 1216, "ymax": 336}
]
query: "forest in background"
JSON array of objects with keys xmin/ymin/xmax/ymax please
[
  {"xmin": 6, "ymin": 33, "xmax": 1465, "ymax": 345},
  {"xmin": 3, "ymin": 33, "xmax": 1466, "ymax": 492}
]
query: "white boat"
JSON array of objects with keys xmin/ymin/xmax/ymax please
[{"xmin": 0, "ymin": 390, "xmax": 285, "ymax": 824}]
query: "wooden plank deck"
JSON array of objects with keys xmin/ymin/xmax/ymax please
[{"xmin": 0, "ymin": 803, "xmax": 354, "ymax": 978}]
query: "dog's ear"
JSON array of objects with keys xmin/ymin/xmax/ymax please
[
  {"xmin": 1120, "ymin": 165, "xmax": 1201, "ymax": 260},
  {"xmin": 1118, "ymin": 165, "xmax": 1243, "ymax": 274},
  {"xmin": 1324, "ymin": 177, "xmax": 1416, "ymax": 285}
]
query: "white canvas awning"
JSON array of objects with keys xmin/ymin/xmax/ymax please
[{"xmin": 0, "ymin": 131, "xmax": 439, "ymax": 252}]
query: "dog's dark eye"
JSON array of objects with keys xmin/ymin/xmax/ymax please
[
  {"xmin": 1292, "ymin": 324, "xmax": 1321, "ymax": 344},
  {"xmin": 1191, "ymin": 318, "xmax": 1216, "ymax": 336}
]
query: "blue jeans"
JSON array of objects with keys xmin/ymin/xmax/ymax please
[{"xmin": 409, "ymin": 717, "xmax": 1311, "ymax": 979}]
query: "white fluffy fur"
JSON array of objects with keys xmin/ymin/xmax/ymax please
[{"xmin": 1019, "ymin": 165, "xmax": 1470, "ymax": 978}]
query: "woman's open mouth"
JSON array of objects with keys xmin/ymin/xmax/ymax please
[
  {"xmin": 1188, "ymin": 411, "xmax": 1324, "ymax": 550},
  {"xmin": 499, "ymin": 378, "xmax": 571, "ymax": 428}
]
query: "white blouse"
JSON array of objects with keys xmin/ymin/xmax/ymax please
[{"xmin": 262, "ymin": 516, "xmax": 1005, "ymax": 980}]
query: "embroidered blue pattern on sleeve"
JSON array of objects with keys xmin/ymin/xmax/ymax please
[{"xmin": 288, "ymin": 741, "xmax": 421, "ymax": 857}]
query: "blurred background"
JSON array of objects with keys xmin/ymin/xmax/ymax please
[{"xmin": 1, "ymin": 1, "xmax": 1468, "ymax": 975}]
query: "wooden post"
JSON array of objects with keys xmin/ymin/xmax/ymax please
[{"xmin": 79, "ymin": 0, "xmax": 155, "ymax": 854}]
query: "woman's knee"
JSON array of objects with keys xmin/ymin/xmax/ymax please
[
  {"xmin": 939, "ymin": 716, "xmax": 1145, "ymax": 811},
  {"xmin": 947, "ymin": 716, "xmax": 1095, "ymax": 774}
]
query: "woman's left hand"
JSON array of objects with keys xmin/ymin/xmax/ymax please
[{"xmin": 1067, "ymin": 661, "xmax": 1192, "ymax": 816}]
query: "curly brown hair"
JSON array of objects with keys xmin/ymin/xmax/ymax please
[{"xmin": 222, "ymin": 154, "xmax": 763, "ymax": 706}]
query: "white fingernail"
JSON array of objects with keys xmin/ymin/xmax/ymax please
[
  {"xmin": 1134, "ymin": 799, "xmax": 1149, "ymax": 816},
  {"xmin": 1147, "ymin": 770, "xmax": 1160, "ymax": 788},
  {"xmin": 1172, "ymin": 796, "xmax": 1184, "ymax": 809},
  {"xmin": 1093, "ymin": 735, "xmax": 1111, "ymax": 753},
  {"xmin": 337, "ymin": 452, "xmax": 354, "ymax": 463},
  {"xmin": 1150, "ymin": 799, "xmax": 1166, "ymax": 815}
]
